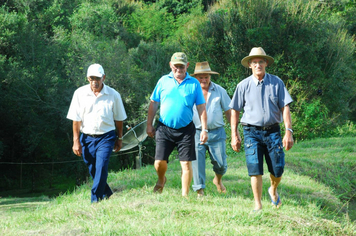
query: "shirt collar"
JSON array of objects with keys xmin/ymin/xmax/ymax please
[
  {"xmin": 209, "ymin": 81, "xmax": 216, "ymax": 91},
  {"xmin": 85, "ymin": 83, "xmax": 107, "ymax": 96},
  {"xmin": 252, "ymin": 74, "xmax": 267, "ymax": 86},
  {"xmin": 168, "ymin": 72, "xmax": 191, "ymax": 81}
]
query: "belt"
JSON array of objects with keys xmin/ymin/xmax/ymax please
[
  {"xmin": 241, "ymin": 123, "xmax": 279, "ymax": 131},
  {"xmin": 85, "ymin": 133, "xmax": 104, "ymax": 138},
  {"xmin": 196, "ymin": 127, "xmax": 221, "ymax": 131}
]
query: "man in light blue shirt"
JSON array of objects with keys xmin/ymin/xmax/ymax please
[
  {"xmin": 147, "ymin": 52, "xmax": 208, "ymax": 197},
  {"xmin": 191, "ymin": 62, "xmax": 231, "ymax": 197},
  {"xmin": 230, "ymin": 47, "xmax": 294, "ymax": 211}
]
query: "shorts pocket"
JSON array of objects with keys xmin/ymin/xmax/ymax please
[
  {"xmin": 245, "ymin": 143, "xmax": 258, "ymax": 164},
  {"xmin": 274, "ymin": 143, "xmax": 285, "ymax": 167}
]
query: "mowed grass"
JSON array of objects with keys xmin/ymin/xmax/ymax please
[{"xmin": 0, "ymin": 137, "xmax": 355, "ymax": 235}]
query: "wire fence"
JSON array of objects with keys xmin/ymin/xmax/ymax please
[
  {"xmin": 0, "ymin": 149, "xmax": 139, "ymax": 165},
  {"xmin": 0, "ymin": 149, "xmax": 140, "ymax": 190}
]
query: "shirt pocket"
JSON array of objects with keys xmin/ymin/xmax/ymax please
[
  {"xmin": 269, "ymin": 94, "xmax": 278, "ymax": 106},
  {"xmin": 210, "ymin": 97, "xmax": 222, "ymax": 114}
]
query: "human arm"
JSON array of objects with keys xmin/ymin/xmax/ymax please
[
  {"xmin": 72, "ymin": 121, "xmax": 82, "ymax": 156},
  {"xmin": 147, "ymin": 100, "xmax": 159, "ymax": 138},
  {"xmin": 230, "ymin": 109, "xmax": 242, "ymax": 152},
  {"xmin": 224, "ymin": 109, "xmax": 231, "ymax": 124},
  {"xmin": 196, "ymin": 103, "xmax": 208, "ymax": 144},
  {"xmin": 282, "ymin": 105, "xmax": 294, "ymax": 151},
  {"xmin": 113, "ymin": 120, "xmax": 124, "ymax": 152}
]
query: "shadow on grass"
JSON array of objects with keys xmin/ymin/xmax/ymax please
[
  {"xmin": 0, "ymin": 184, "xmax": 77, "ymax": 212},
  {"xmin": 0, "ymin": 194, "xmax": 51, "ymax": 212}
]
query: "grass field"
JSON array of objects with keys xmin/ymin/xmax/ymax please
[{"xmin": 0, "ymin": 136, "xmax": 355, "ymax": 235}]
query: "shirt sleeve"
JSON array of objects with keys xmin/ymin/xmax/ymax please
[
  {"xmin": 220, "ymin": 87, "xmax": 232, "ymax": 111},
  {"xmin": 229, "ymin": 83, "xmax": 245, "ymax": 111},
  {"xmin": 277, "ymin": 78, "xmax": 293, "ymax": 109},
  {"xmin": 195, "ymin": 81, "xmax": 206, "ymax": 106},
  {"xmin": 150, "ymin": 79, "xmax": 162, "ymax": 102},
  {"xmin": 66, "ymin": 89, "xmax": 81, "ymax": 121},
  {"xmin": 113, "ymin": 92, "xmax": 127, "ymax": 121}
]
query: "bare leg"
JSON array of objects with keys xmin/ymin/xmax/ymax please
[
  {"xmin": 269, "ymin": 174, "xmax": 282, "ymax": 207},
  {"xmin": 180, "ymin": 161, "xmax": 192, "ymax": 197},
  {"xmin": 213, "ymin": 173, "xmax": 226, "ymax": 193},
  {"xmin": 153, "ymin": 160, "xmax": 167, "ymax": 193},
  {"xmin": 251, "ymin": 175, "xmax": 263, "ymax": 210}
]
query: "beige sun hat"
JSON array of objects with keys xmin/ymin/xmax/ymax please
[
  {"xmin": 241, "ymin": 47, "xmax": 274, "ymax": 68},
  {"xmin": 191, "ymin": 61, "xmax": 219, "ymax": 76}
]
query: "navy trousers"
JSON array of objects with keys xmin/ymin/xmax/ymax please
[{"xmin": 80, "ymin": 130, "xmax": 116, "ymax": 203}]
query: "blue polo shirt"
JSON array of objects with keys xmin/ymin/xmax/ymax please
[{"xmin": 150, "ymin": 72, "xmax": 205, "ymax": 129}]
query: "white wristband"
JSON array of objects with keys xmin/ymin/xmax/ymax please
[{"xmin": 203, "ymin": 129, "xmax": 209, "ymax": 133}]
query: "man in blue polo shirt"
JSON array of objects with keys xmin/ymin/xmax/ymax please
[
  {"xmin": 147, "ymin": 52, "xmax": 208, "ymax": 197},
  {"xmin": 230, "ymin": 47, "xmax": 294, "ymax": 211}
]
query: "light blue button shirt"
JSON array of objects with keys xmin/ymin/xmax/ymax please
[{"xmin": 193, "ymin": 82, "xmax": 231, "ymax": 130}]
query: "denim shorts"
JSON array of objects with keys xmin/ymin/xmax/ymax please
[
  {"xmin": 155, "ymin": 121, "xmax": 196, "ymax": 162},
  {"xmin": 243, "ymin": 126, "xmax": 285, "ymax": 177}
]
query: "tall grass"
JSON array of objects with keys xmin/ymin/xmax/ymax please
[{"xmin": 0, "ymin": 137, "xmax": 355, "ymax": 235}]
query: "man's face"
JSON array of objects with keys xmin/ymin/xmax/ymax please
[
  {"xmin": 88, "ymin": 75, "xmax": 105, "ymax": 91},
  {"xmin": 170, "ymin": 62, "xmax": 189, "ymax": 80},
  {"xmin": 195, "ymin": 73, "xmax": 211, "ymax": 90},
  {"xmin": 249, "ymin": 57, "xmax": 267, "ymax": 79}
]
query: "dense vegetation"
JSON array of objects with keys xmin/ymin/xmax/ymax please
[{"xmin": 0, "ymin": 0, "xmax": 355, "ymax": 192}]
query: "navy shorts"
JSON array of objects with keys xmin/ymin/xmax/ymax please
[
  {"xmin": 155, "ymin": 121, "xmax": 196, "ymax": 162},
  {"xmin": 243, "ymin": 126, "xmax": 285, "ymax": 177}
]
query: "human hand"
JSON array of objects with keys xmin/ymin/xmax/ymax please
[
  {"xmin": 113, "ymin": 139, "xmax": 122, "ymax": 152},
  {"xmin": 146, "ymin": 125, "xmax": 156, "ymax": 138},
  {"xmin": 200, "ymin": 130, "xmax": 208, "ymax": 144},
  {"xmin": 283, "ymin": 132, "xmax": 294, "ymax": 151},
  {"xmin": 231, "ymin": 134, "xmax": 242, "ymax": 152},
  {"xmin": 72, "ymin": 140, "xmax": 82, "ymax": 156}
]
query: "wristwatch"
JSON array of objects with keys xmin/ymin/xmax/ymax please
[
  {"xmin": 117, "ymin": 136, "xmax": 123, "ymax": 140},
  {"xmin": 203, "ymin": 129, "xmax": 209, "ymax": 133},
  {"xmin": 286, "ymin": 128, "xmax": 293, "ymax": 133}
]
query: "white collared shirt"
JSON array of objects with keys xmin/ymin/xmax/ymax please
[{"xmin": 67, "ymin": 83, "xmax": 127, "ymax": 135}]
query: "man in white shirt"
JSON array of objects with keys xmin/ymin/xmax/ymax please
[
  {"xmin": 191, "ymin": 62, "xmax": 231, "ymax": 197},
  {"xmin": 67, "ymin": 63, "xmax": 127, "ymax": 203}
]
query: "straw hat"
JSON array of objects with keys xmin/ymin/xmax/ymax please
[
  {"xmin": 191, "ymin": 61, "xmax": 219, "ymax": 76},
  {"xmin": 241, "ymin": 47, "xmax": 274, "ymax": 68}
]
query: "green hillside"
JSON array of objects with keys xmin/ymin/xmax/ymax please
[{"xmin": 1, "ymin": 136, "xmax": 355, "ymax": 235}]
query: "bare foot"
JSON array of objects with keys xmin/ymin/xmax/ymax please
[
  {"xmin": 153, "ymin": 176, "xmax": 167, "ymax": 193},
  {"xmin": 197, "ymin": 188, "xmax": 204, "ymax": 197},
  {"xmin": 213, "ymin": 176, "xmax": 226, "ymax": 193}
]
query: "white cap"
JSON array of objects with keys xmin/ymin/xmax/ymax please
[{"xmin": 87, "ymin": 64, "xmax": 105, "ymax": 77}]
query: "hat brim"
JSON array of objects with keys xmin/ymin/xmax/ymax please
[
  {"xmin": 241, "ymin": 55, "xmax": 274, "ymax": 68},
  {"xmin": 191, "ymin": 71, "xmax": 219, "ymax": 77},
  {"xmin": 87, "ymin": 73, "xmax": 104, "ymax": 77},
  {"xmin": 171, "ymin": 61, "xmax": 188, "ymax": 66}
]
